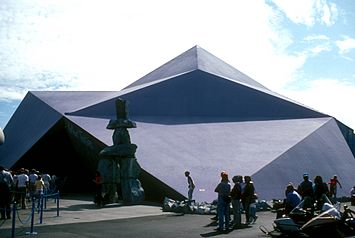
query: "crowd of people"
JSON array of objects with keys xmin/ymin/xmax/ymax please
[
  {"xmin": 184, "ymin": 170, "xmax": 258, "ymax": 232},
  {"xmin": 0, "ymin": 166, "xmax": 59, "ymax": 220},
  {"xmin": 213, "ymin": 171, "xmax": 258, "ymax": 231},
  {"xmin": 185, "ymin": 170, "xmax": 352, "ymax": 233},
  {"xmin": 284, "ymin": 173, "xmax": 343, "ymax": 214}
]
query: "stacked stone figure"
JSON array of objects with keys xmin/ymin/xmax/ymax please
[{"xmin": 97, "ymin": 99, "xmax": 144, "ymax": 204}]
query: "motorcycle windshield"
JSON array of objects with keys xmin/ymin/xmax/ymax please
[{"xmin": 301, "ymin": 207, "xmax": 341, "ymax": 230}]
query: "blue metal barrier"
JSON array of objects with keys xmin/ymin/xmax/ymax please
[
  {"xmin": 7, "ymin": 191, "xmax": 61, "ymax": 237},
  {"xmin": 25, "ymin": 198, "xmax": 37, "ymax": 235},
  {"xmin": 11, "ymin": 202, "xmax": 16, "ymax": 238}
]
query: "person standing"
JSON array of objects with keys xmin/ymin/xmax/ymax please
[
  {"xmin": 230, "ymin": 175, "xmax": 242, "ymax": 228},
  {"xmin": 0, "ymin": 166, "xmax": 14, "ymax": 219},
  {"xmin": 350, "ymin": 186, "xmax": 355, "ymax": 206},
  {"xmin": 350, "ymin": 186, "xmax": 355, "ymax": 196},
  {"xmin": 35, "ymin": 175, "xmax": 45, "ymax": 197},
  {"xmin": 313, "ymin": 175, "xmax": 330, "ymax": 210},
  {"xmin": 28, "ymin": 169, "xmax": 38, "ymax": 198},
  {"xmin": 93, "ymin": 171, "xmax": 103, "ymax": 207},
  {"xmin": 42, "ymin": 172, "xmax": 52, "ymax": 194},
  {"xmin": 242, "ymin": 175, "xmax": 257, "ymax": 224},
  {"xmin": 184, "ymin": 171, "xmax": 195, "ymax": 201},
  {"xmin": 17, "ymin": 168, "xmax": 29, "ymax": 209},
  {"xmin": 214, "ymin": 171, "xmax": 231, "ymax": 232},
  {"xmin": 34, "ymin": 175, "xmax": 45, "ymax": 209},
  {"xmin": 329, "ymin": 175, "xmax": 342, "ymax": 200},
  {"xmin": 297, "ymin": 173, "xmax": 314, "ymax": 209}
]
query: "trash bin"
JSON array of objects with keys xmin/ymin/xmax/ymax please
[{"xmin": 351, "ymin": 195, "xmax": 355, "ymax": 206}]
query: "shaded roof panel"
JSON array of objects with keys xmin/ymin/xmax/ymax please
[
  {"xmin": 67, "ymin": 70, "xmax": 327, "ymax": 122},
  {"xmin": 124, "ymin": 45, "xmax": 268, "ymax": 91}
]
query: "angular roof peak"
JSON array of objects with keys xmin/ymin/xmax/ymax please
[{"xmin": 124, "ymin": 45, "xmax": 268, "ymax": 90}]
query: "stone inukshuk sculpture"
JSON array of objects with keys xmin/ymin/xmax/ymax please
[{"xmin": 97, "ymin": 98, "xmax": 144, "ymax": 204}]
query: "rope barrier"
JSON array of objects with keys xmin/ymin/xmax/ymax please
[
  {"xmin": 16, "ymin": 207, "xmax": 32, "ymax": 225},
  {"xmin": 0, "ymin": 191, "xmax": 61, "ymax": 237}
]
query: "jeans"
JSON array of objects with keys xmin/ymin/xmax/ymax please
[
  {"xmin": 188, "ymin": 188, "xmax": 194, "ymax": 201},
  {"xmin": 217, "ymin": 197, "xmax": 230, "ymax": 229},
  {"xmin": 232, "ymin": 199, "xmax": 241, "ymax": 226}
]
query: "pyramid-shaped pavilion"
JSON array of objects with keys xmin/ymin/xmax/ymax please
[{"xmin": 1, "ymin": 46, "xmax": 355, "ymax": 202}]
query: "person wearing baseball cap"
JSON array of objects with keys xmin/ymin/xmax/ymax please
[
  {"xmin": 214, "ymin": 171, "xmax": 231, "ymax": 232},
  {"xmin": 297, "ymin": 172, "xmax": 314, "ymax": 209}
]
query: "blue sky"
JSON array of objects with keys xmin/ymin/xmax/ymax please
[{"xmin": 1, "ymin": 0, "xmax": 355, "ymax": 130}]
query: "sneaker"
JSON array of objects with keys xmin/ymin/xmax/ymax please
[
  {"xmin": 252, "ymin": 215, "xmax": 258, "ymax": 224},
  {"xmin": 214, "ymin": 227, "xmax": 223, "ymax": 232}
]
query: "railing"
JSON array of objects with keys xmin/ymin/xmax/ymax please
[{"xmin": 0, "ymin": 191, "xmax": 60, "ymax": 238}]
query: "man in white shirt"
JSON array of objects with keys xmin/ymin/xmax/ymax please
[
  {"xmin": 28, "ymin": 169, "xmax": 38, "ymax": 197},
  {"xmin": 42, "ymin": 173, "xmax": 51, "ymax": 194},
  {"xmin": 17, "ymin": 169, "xmax": 29, "ymax": 209}
]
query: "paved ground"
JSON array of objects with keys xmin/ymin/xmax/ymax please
[{"xmin": 0, "ymin": 195, "xmax": 352, "ymax": 238}]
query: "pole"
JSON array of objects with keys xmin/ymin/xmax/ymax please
[
  {"xmin": 39, "ymin": 194, "xmax": 44, "ymax": 224},
  {"xmin": 56, "ymin": 192, "xmax": 60, "ymax": 217},
  {"xmin": 25, "ymin": 197, "xmax": 37, "ymax": 235},
  {"xmin": 11, "ymin": 202, "xmax": 16, "ymax": 238}
]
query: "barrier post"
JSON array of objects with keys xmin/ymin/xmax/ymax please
[
  {"xmin": 39, "ymin": 194, "xmax": 44, "ymax": 224},
  {"xmin": 25, "ymin": 197, "xmax": 37, "ymax": 235},
  {"xmin": 56, "ymin": 192, "xmax": 60, "ymax": 217},
  {"xmin": 44, "ymin": 193, "xmax": 47, "ymax": 209},
  {"xmin": 11, "ymin": 202, "xmax": 16, "ymax": 238}
]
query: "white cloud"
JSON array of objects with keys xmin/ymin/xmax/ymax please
[
  {"xmin": 304, "ymin": 34, "xmax": 329, "ymax": 41},
  {"xmin": 271, "ymin": 0, "xmax": 338, "ymax": 26},
  {"xmin": 1, "ymin": 0, "xmax": 353, "ymax": 131},
  {"xmin": 0, "ymin": 0, "xmax": 305, "ymax": 97},
  {"xmin": 336, "ymin": 37, "xmax": 355, "ymax": 54},
  {"xmin": 320, "ymin": 2, "xmax": 338, "ymax": 26},
  {"xmin": 271, "ymin": 0, "xmax": 316, "ymax": 26},
  {"xmin": 282, "ymin": 79, "xmax": 355, "ymax": 129},
  {"xmin": 309, "ymin": 43, "xmax": 332, "ymax": 54}
]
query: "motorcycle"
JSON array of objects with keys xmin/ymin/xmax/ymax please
[
  {"xmin": 260, "ymin": 198, "xmax": 354, "ymax": 237},
  {"xmin": 260, "ymin": 199, "xmax": 313, "ymax": 237},
  {"xmin": 301, "ymin": 204, "xmax": 355, "ymax": 238}
]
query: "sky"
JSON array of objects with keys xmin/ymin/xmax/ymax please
[{"xmin": 0, "ymin": 0, "xmax": 355, "ymax": 130}]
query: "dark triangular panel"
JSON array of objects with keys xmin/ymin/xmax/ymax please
[
  {"xmin": 67, "ymin": 70, "xmax": 326, "ymax": 123},
  {"xmin": 0, "ymin": 92, "xmax": 63, "ymax": 168},
  {"xmin": 196, "ymin": 46, "xmax": 268, "ymax": 90}
]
